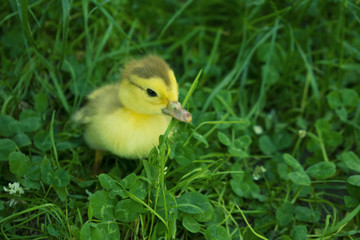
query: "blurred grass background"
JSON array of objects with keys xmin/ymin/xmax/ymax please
[{"xmin": 1, "ymin": 0, "xmax": 360, "ymax": 239}]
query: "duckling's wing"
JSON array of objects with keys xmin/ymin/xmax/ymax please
[{"xmin": 72, "ymin": 83, "xmax": 123, "ymax": 124}]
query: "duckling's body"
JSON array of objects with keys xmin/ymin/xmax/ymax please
[
  {"xmin": 78, "ymin": 84, "xmax": 172, "ymax": 158},
  {"xmin": 73, "ymin": 55, "xmax": 191, "ymax": 161}
]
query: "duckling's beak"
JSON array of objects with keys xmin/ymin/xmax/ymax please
[{"xmin": 162, "ymin": 101, "xmax": 192, "ymax": 123}]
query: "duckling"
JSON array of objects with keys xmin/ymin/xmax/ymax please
[{"xmin": 73, "ymin": 55, "xmax": 192, "ymax": 173}]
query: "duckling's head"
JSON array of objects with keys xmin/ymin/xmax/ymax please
[{"xmin": 119, "ymin": 55, "xmax": 192, "ymax": 123}]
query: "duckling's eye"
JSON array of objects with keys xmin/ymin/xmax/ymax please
[{"xmin": 146, "ymin": 88, "xmax": 158, "ymax": 97}]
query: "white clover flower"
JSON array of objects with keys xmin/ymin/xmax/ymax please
[
  {"xmin": 253, "ymin": 125, "xmax": 264, "ymax": 135},
  {"xmin": 252, "ymin": 165, "xmax": 267, "ymax": 181},
  {"xmin": 3, "ymin": 182, "xmax": 24, "ymax": 195},
  {"xmin": 298, "ymin": 130, "xmax": 307, "ymax": 139},
  {"xmin": 252, "ymin": 173, "xmax": 261, "ymax": 180},
  {"xmin": 9, "ymin": 199, "xmax": 17, "ymax": 207},
  {"xmin": 3, "ymin": 182, "xmax": 25, "ymax": 207},
  {"xmin": 258, "ymin": 166, "xmax": 266, "ymax": 173}
]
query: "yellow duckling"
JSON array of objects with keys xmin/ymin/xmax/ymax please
[{"xmin": 73, "ymin": 55, "xmax": 192, "ymax": 171}]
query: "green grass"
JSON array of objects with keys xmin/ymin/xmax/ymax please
[{"xmin": 1, "ymin": 0, "xmax": 360, "ymax": 239}]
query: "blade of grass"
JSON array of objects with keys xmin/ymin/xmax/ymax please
[
  {"xmin": 183, "ymin": 119, "xmax": 250, "ymax": 147},
  {"xmin": 93, "ymin": 23, "xmax": 113, "ymax": 62},
  {"xmin": 158, "ymin": 0, "xmax": 194, "ymax": 40},
  {"xmin": 182, "ymin": 69, "xmax": 202, "ymax": 107},
  {"xmin": 204, "ymin": 29, "xmax": 222, "ymax": 75},
  {"xmin": 315, "ymin": 124, "xmax": 329, "ymax": 162},
  {"xmin": 119, "ymin": 183, "xmax": 169, "ymax": 231},
  {"xmin": 250, "ymin": 5, "xmax": 292, "ymax": 25},
  {"xmin": 28, "ymin": 7, "xmax": 41, "ymax": 29},
  {"xmin": 48, "ymin": 68, "xmax": 70, "ymax": 113},
  {"xmin": 90, "ymin": 0, "xmax": 142, "ymax": 53},
  {"xmin": 82, "ymin": 0, "xmax": 92, "ymax": 68},
  {"xmin": 215, "ymin": 95, "xmax": 237, "ymax": 117},
  {"xmin": 98, "ymin": 39, "xmax": 170, "ymax": 61},
  {"xmin": 64, "ymin": 59, "xmax": 79, "ymax": 110},
  {"xmin": 247, "ymin": 19, "xmax": 280, "ymax": 120},
  {"xmin": 1, "ymin": 0, "xmax": 46, "ymax": 26},
  {"xmin": 165, "ymin": 27, "xmax": 201, "ymax": 54},
  {"xmin": 121, "ymin": 18, "xmax": 138, "ymax": 54},
  {"xmin": 18, "ymin": 0, "xmax": 71, "ymax": 113},
  {"xmin": 0, "ymin": 203, "xmax": 63, "ymax": 225},
  {"xmin": 88, "ymin": 0, "xmax": 111, "ymax": 16},
  {"xmin": 58, "ymin": 0, "xmax": 70, "ymax": 71},
  {"xmin": 235, "ymin": 205, "xmax": 268, "ymax": 240},
  {"xmin": 50, "ymin": 111, "xmax": 60, "ymax": 168},
  {"xmin": 201, "ymin": 26, "xmax": 275, "ymax": 118},
  {"xmin": 13, "ymin": 65, "xmax": 34, "ymax": 102},
  {"xmin": 72, "ymin": 22, "xmax": 114, "ymax": 112},
  {"xmin": 75, "ymin": 0, "xmax": 95, "ymax": 111},
  {"xmin": 1, "ymin": 96, "xmax": 13, "ymax": 115},
  {"xmin": 346, "ymin": 2, "xmax": 360, "ymax": 24},
  {"xmin": 255, "ymin": 19, "xmax": 279, "ymax": 119},
  {"xmin": 296, "ymin": 41, "xmax": 320, "ymax": 110},
  {"xmin": 19, "ymin": 0, "xmax": 33, "ymax": 46},
  {"xmin": 327, "ymin": 203, "xmax": 360, "ymax": 235}
]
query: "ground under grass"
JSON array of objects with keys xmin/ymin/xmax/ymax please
[{"xmin": 1, "ymin": 0, "xmax": 360, "ymax": 239}]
